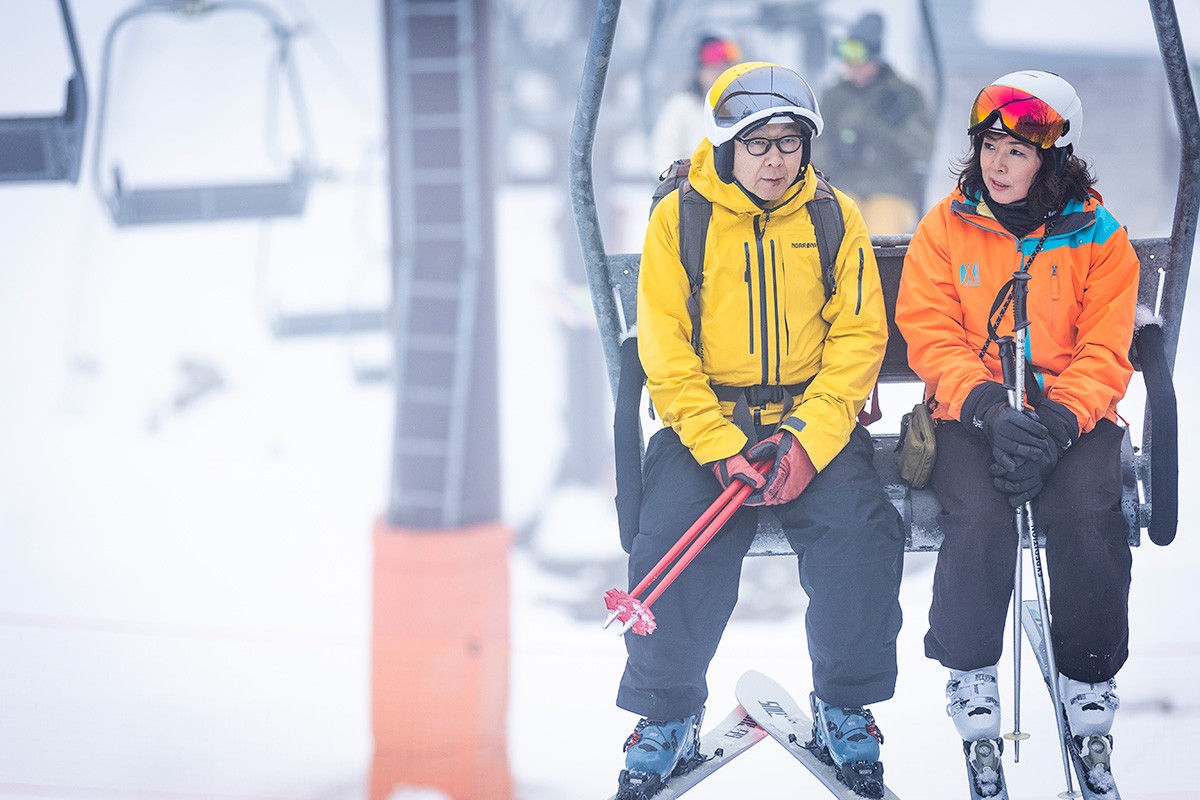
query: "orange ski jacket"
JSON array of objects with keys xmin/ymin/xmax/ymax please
[{"xmin": 896, "ymin": 188, "xmax": 1138, "ymax": 434}]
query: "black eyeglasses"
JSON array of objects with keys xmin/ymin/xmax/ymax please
[{"xmin": 736, "ymin": 134, "xmax": 804, "ymax": 156}]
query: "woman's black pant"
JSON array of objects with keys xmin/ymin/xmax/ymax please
[{"xmin": 924, "ymin": 420, "xmax": 1132, "ymax": 683}]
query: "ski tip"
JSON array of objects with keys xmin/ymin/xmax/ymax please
[{"xmin": 734, "ymin": 669, "xmax": 786, "ymax": 701}]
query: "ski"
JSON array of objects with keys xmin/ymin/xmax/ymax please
[
  {"xmin": 607, "ymin": 704, "xmax": 766, "ymax": 800},
  {"xmin": 735, "ymin": 669, "xmax": 901, "ymax": 799},
  {"xmin": 1020, "ymin": 600, "xmax": 1121, "ymax": 799},
  {"xmin": 962, "ymin": 736, "xmax": 1008, "ymax": 799}
]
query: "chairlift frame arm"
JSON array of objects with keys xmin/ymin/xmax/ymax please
[
  {"xmin": 58, "ymin": 0, "xmax": 87, "ymax": 123},
  {"xmin": 1149, "ymin": 0, "xmax": 1200, "ymax": 371},
  {"xmin": 568, "ymin": 0, "xmax": 622, "ymax": 401}
]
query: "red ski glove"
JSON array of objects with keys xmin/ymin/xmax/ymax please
[
  {"xmin": 711, "ymin": 452, "xmax": 768, "ymax": 503},
  {"xmin": 746, "ymin": 430, "xmax": 816, "ymax": 506}
]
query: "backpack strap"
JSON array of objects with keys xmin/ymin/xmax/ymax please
[
  {"xmin": 807, "ymin": 174, "xmax": 845, "ymax": 301},
  {"xmin": 677, "ymin": 178, "xmax": 712, "ymax": 354}
]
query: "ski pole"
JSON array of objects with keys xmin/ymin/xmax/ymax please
[
  {"xmin": 603, "ymin": 459, "xmax": 769, "ymax": 635},
  {"xmin": 1009, "ymin": 271, "xmax": 1077, "ymax": 798},
  {"xmin": 998, "ymin": 336, "xmax": 1030, "ymax": 762}
]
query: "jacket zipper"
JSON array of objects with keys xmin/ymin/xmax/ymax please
[
  {"xmin": 754, "ymin": 215, "xmax": 769, "ymax": 384},
  {"xmin": 770, "ymin": 239, "xmax": 782, "ymax": 382},
  {"xmin": 744, "ymin": 242, "xmax": 754, "ymax": 354},
  {"xmin": 856, "ymin": 247, "xmax": 865, "ymax": 315},
  {"xmin": 1049, "ymin": 263, "xmax": 1059, "ymax": 329}
]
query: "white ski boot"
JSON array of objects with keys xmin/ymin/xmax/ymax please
[
  {"xmin": 946, "ymin": 665, "xmax": 1002, "ymax": 741},
  {"xmin": 1058, "ymin": 675, "xmax": 1119, "ymax": 737}
]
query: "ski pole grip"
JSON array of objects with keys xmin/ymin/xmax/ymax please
[
  {"xmin": 1011, "ymin": 271, "xmax": 1031, "ymax": 332},
  {"xmin": 998, "ymin": 336, "xmax": 1016, "ymax": 391}
]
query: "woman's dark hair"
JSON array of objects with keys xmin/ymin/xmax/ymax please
[{"xmin": 955, "ymin": 132, "xmax": 1096, "ymax": 217}]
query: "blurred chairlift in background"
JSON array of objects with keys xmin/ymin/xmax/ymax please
[
  {"xmin": 91, "ymin": 0, "xmax": 314, "ymax": 226},
  {"xmin": 0, "ymin": 0, "xmax": 87, "ymax": 183}
]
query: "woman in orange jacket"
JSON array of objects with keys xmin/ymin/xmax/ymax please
[{"xmin": 895, "ymin": 71, "xmax": 1137, "ymax": 778}]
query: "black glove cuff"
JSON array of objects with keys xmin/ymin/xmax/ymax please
[
  {"xmin": 960, "ymin": 381, "xmax": 1009, "ymax": 441},
  {"xmin": 1036, "ymin": 397, "xmax": 1079, "ymax": 451}
]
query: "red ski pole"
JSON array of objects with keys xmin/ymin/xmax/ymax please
[{"xmin": 603, "ymin": 460, "xmax": 769, "ymax": 636}]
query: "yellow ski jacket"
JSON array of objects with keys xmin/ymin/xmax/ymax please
[{"xmin": 637, "ymin": 142, "xmax": 888, "ymax": 471}]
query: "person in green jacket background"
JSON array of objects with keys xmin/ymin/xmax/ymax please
[{"xmin": 811, "ymin": 11, "xmax": 934, "ymax": 235}]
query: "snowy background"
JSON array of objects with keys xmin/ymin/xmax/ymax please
[{"xmin": 1, "ymin": 1, "xmax": 1198, "ymax": 799}]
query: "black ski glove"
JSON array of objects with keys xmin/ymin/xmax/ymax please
[
  {"xmin": 989, "ymin": 454, "xmax": 1056, "ymax": 507},
  {"xmin": 961, "ymin": 381, "xmax": 1054, "ymax": 470},
  {"xmin": 960, "ymin": 381, "xmax": 1009, "ymax": 439},
  {"xmin": 988, "ymin": 399, "xmax": 1077, "ymax": 507},
  {"xmin": 1034, "ymin": 396, "xmax": 1080, "ymax": 454}
]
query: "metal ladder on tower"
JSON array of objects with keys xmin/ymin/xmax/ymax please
[{"xmin": 385, "ymin": 0, "xmax": 486, "ymax": 529}]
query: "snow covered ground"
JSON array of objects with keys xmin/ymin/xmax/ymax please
[{"xmin": 1, "ymin": 2, "xmax": 1199, "ymax": 799}]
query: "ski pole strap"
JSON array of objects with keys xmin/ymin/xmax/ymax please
[
  {"xmin": 979, "ymin": 220, "xmax": 1056, "ymax": 360},
  {"xmin": 997, "ymin": 335, "xmax": 1044, "ymax": 408},
  {"xmin": 712, "ymin": 381, "xmax": 812, "ymax": 445}
]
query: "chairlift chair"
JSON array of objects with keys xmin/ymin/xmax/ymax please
[
  {"xmin": 0, "ymin": 0, "xmax": 88, "ymax": 183},
  {"xmin": 569, "ymin": 0, "xmax": 1198, "ymax": 554},
  {"xmin": 92, "ymin": 0, "xmax": 315, "ymax": 226}
]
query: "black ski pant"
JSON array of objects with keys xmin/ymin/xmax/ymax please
[
  {"xmin": 924, "ymin": 420, "xmax": 1132, "ymax": 683},
  {"xmin": 616, "ymin": 425, "xmax": 905, "ymax": 721}
]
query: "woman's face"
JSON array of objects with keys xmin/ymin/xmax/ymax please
[{"xmin": 978, "ymin": 131, "xmax": 1042, "ymax": 204}]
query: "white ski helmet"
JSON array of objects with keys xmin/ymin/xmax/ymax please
[
  {"xmin": 704, "ymin": 62, "xmax": 823, "ymax": 183},
  {"xmin": 704, "ymin": 61, "xmax": 824, "ymax": 146},
  {"xmin": 968, "ymin": 70, "xmax": 1082, "ymax": 151}
]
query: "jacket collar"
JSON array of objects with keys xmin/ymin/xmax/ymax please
[{"xmin": 950, "ymin": 187, "xmax": 1099, "ymax": 238}]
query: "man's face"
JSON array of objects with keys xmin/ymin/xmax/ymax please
[{"xmin": 731, "ymin": 122, "xmax": 805, "ymax": 202}]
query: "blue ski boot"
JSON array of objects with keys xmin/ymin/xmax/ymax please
[
  {"xmin": 809, "ymin": 693, "xmax": 885, "ymax": 799},
  {"xmin": 615, "ymin": 709, "xmax": 704, "ymax": 800}
]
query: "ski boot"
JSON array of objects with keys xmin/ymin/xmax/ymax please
[
  {"xmin": 808, "ymin": 693, "xmax": 885, "ymax": 799},
  {"xmin": 946, "ymin": 666, "xmax": 1006, "ymax": 796},
  {"xmin": 615, "ymin": 709, "xmax": 704, "ymax": 800},
  {"xmin": 946, "ymin": 666, "xmax": 1001, "ymax": 741},
  {"xmin": 1059, "ymin": 675, "xmax": 1119, "ymax": 793}
]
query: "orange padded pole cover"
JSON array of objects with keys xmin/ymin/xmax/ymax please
[{"xmin": 370, "ymin": 520, "xmax": 513, "ymax": 800}]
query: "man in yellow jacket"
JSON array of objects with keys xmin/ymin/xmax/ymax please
[{"xmin": 614, "ymin": 62, "xmax": 904, "ymax": 800}]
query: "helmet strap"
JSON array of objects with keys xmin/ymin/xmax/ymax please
[
  {"xmin": 1050, "ymin": 145, "xmax": 1072, "ymax": 174},
  {"xmin": 715, "ymin": 141, "xmax": 736, "ymax": 182}
]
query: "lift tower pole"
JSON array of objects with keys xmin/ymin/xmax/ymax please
[{"xmin": 372, "ymin": 1, "xmax": 512, "ymax": 798}]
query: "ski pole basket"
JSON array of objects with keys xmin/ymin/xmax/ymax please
[{"xmin": 569, "ymin": 0, "xmax": 1197, "ymax": 554}]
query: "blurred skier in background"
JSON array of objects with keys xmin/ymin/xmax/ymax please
[
  {"xmin": 648, "ymin": 34, "xmax": 741, "ymax": 173},
  {"xmin": 811, "ymin": 11, "xmax": 933, "ymax": 235}
]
